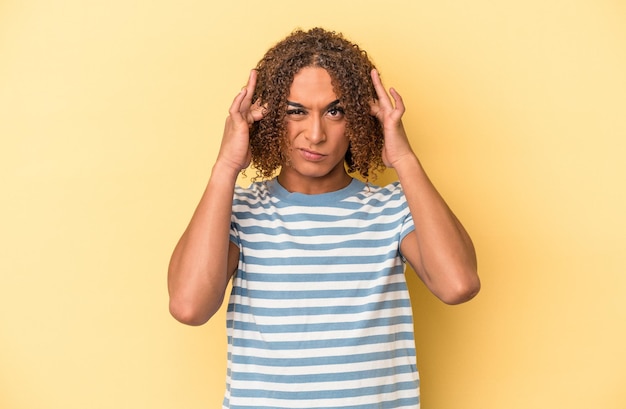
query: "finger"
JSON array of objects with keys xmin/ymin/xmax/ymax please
[
  {"xmin": 239, "ymin": 69, "xmax": 257, "ymax": 113},
  {"xmin": 369, "ymin": 99, "xmax": 382, "ymax": 119},
  {"xmin": 248, "ymin": 100, "xmax": 265, "ymax": 123},
  {"xmin": 389, "ymin": 87, "xmax": 406, "ymax": 115},
  {"xmin": 229, "ymin": 88, "xmax": 248, "ymax": 119},
  {"xmin": 371, "ymin": 69, "xmax": 393, "ymax": 109}
]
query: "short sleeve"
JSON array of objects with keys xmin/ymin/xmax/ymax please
[
  {"xmin": 400, "ymin": 211, "xmax": 415, "ymax": 241},
  {"xmin": 229, "ymin": 220, "xmax": 240, "ymax": 247},
  {"xmin": 395, "ymin": 182, "xmax": 415, "ymax": 263},
  {"xmin": 229, "ymin": 187, "xmax": 242, "ymax": 247}
]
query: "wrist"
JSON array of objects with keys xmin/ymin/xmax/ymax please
[
  {"xmin": 390, "ymin": 152, "xmax": 420, "ymax": 174},
  {"xmin": 211, "ymin": 159, "xmax": 243, "ymax": 182}
]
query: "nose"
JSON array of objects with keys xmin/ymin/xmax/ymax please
[{"xmin": 305, "ymin": 115, "xmax": 326, "ymax": 144}]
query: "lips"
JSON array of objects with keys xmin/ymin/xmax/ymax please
[{"xmin": 299, "ymin": 148, "xmax": 326, "ymax": 161}]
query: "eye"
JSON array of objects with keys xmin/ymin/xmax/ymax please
[
  {"xmin": 327, "ymin": 106, "xmax": 345, "ymax": 119},
  {"xmin": 286, "ymin": 108, "xmax": 306, "ymax": 116}
]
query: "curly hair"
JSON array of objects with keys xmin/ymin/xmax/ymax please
[{"xmin": 249, "ymin": 27, "xmax": 385, "ymax": 181}]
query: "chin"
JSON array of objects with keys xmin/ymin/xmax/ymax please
[{"xmin": 294, "ymin": 163, "xmax": 340, "ymax": 178}]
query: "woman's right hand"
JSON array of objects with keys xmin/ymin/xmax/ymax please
[{"xmin": 216, "ymin": 69, "xmax": 264, "ymax": 173}]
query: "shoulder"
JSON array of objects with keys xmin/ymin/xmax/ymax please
[
  {"xmin": 232, "ymin": 180, "xmax": 281, "ymax": 218},
  {"xmin": 349, "ymin": 181, "xmax": 407, "ymax": 205},
  {"xmin": 233, "ymin": 180, "xmax": 271, "ymax": 202}
]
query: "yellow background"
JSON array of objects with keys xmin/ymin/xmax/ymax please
[{"xmin": 2, "ymin": 1, "xmax": 625, "ymax": 408}]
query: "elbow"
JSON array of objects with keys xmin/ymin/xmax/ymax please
[
  {"xmin": 169, "ymin": 298, "xmax": 217, "ymax": 326},
  {"xmin": 438, "ymin": 270, "xmax": 481, "ymax": 305}
]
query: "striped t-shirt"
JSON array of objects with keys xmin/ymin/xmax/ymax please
[{"xmin": 225, "ymin": 177, "xmax": 420, "ymax": 408}]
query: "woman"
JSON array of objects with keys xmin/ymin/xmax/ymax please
[{"xmin": 168, "ymin": 27, "xmax": 480, "ymax": 409}]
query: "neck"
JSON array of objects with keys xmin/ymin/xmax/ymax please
[{"xmin": 277, "ymin": 170, "xmax": 352, "ymax": 195}]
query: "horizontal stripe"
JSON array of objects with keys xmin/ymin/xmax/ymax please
[
  {"xmin": 225, "ymin": 394, "xmax": 419, "ymax": 409},
  {"xmin": 233, "ymin": 191, "xmax": 407, "ymax": 209},
  {"xmin": 229, "ymin": 311, "xmax": 412, "ymax": 333},
  {"xmin": 228, "ymin": 328, "xmax": 415, "ymax": 351},
  {"xmin": 231, "ymin": 380, "xmax": 418, "ymax": 399},
  {"xmin": 239, "ymin": 236, "xmax": 399, "ymax": 253},
  {"xmin": 233, "ymin": 221, "xmax": 407, "ymax": 239},
  {"xmin": 239, "ymin": 251, "xmax": 397, "ymax": 266},
  {"xmin": 231, "ymin": 281, "xmax": 407, "ymax": 300},
  {"xmin": 227, "ymin": 297, "xmax": 411, "ymax": 317},
  {"xmin": 227, "ymin": 304, "xmax": 413, "ymax": 328},
  {"xmin": 228, "ymin": 347, "xmax": 417, "ymax": 375},
  {"xmin": 240, "ymin": 248, "xmax": 399, "ymax": 264},
  {"xmin": 232, "ymin": 332, "xmax": 415, "ymax": 353},
  {"xmin": 231, "ymin": 315, "xmax": 413, "ymax": 334},
  {"xmin": 231, "ymin": 364, "xmax": 416, "ymax": 384},
  {"xmin": 232, "ymin": 268, "xmax": 405, "ymax": 284},
  {"xmin": 238, "ymin": 258, "xmax": 404, "ymax": 275},
  {"xmin": 230, "ymin": 352, "xmax": 417, "ymax": 376},
  {"xmin": 233, "ymin": 203, "xmax": 407, "ymax": 221}
]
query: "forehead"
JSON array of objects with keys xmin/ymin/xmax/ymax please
[{"xmin": 287, "ymin": 67, "xmax": 338, "ymax": 103}]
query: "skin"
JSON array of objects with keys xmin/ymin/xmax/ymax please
[
  {"xmin": 168, "ymin": 67, "xmax": 480, "ymax": 326},
  {"xmin": 278, "ymin": 67, "xmax": 352, "ymax": 194}
]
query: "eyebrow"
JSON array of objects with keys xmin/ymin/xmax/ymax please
[{"xmin": 286, "ymin": 99, "xmax": 341, "ymax": 110}]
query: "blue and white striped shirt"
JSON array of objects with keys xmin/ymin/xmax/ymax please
[{"xmin": 225, "ymin": 178, "xmax": 420, "ymax": 408}]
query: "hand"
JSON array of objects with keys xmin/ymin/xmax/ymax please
[
  {"xmin": 369, "ymin": 69, "xmax": 415, "ymax": 168},
  {"xmin": 217, "ymin": 69, "xmax": 265, "ymax": 172}
]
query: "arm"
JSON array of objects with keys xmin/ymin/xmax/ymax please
[
  {"xmin": 370, "ymin": 70, "xmax": 480, "ymax": 305},
  {"xmin": 168, "ymin": 70, "xmax": 263, "ymax": 325}
]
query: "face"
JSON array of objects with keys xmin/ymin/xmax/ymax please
[{"xmin": 278, "ymin": 66, "xmax": 351, "ymax": 194}]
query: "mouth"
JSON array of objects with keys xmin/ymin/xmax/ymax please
[{"xmin": 298, "ymin": 148, "xmax": 326, "ymax": 161}]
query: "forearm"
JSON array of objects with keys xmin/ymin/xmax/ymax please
[
  {"xmin": 168, "ymin": 162, "xmax": 240, "ymax": 325},
  {"xmin": 394, "ymin": 153, "xmax": 480, "ymax": 303}
]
